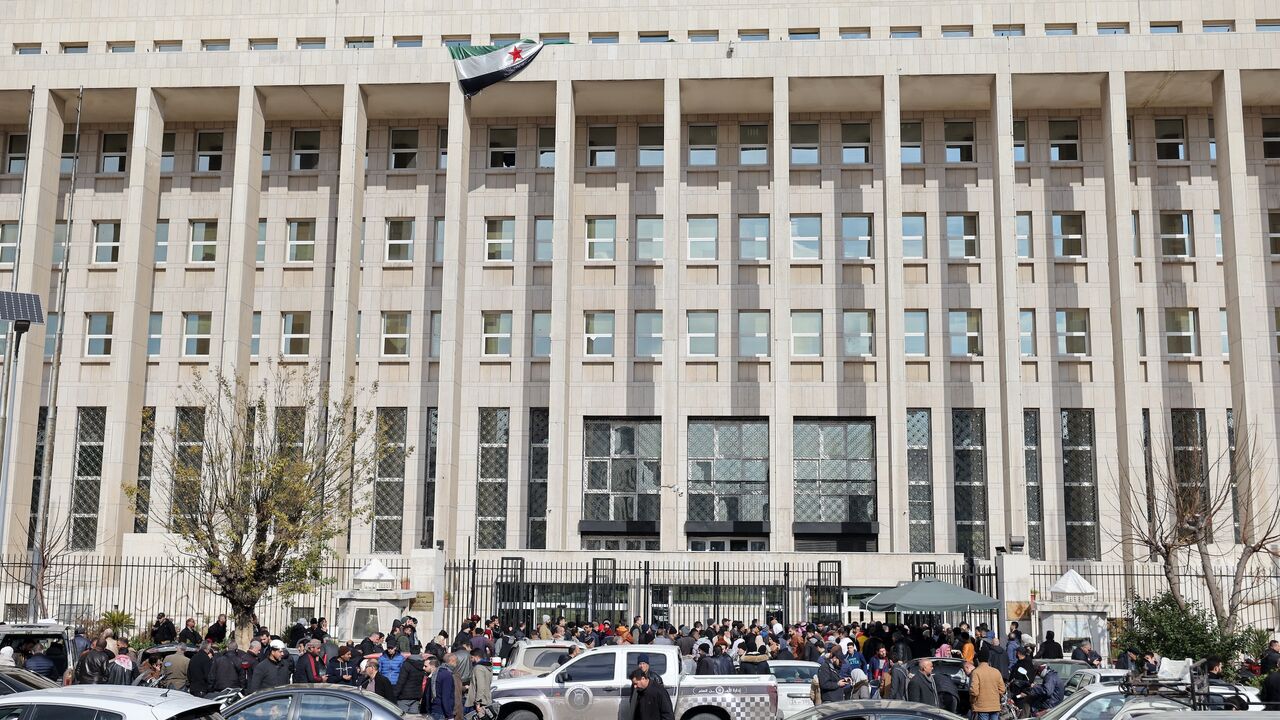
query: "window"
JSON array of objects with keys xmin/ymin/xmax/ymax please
[
  {"xmin": 13, "ymin": 44, "xmax": 41, "ymax": 55},
  {"xmin": 687, "ymin": 418, "xmax": 769, "ymax": 523},
  {"xmin": 256, "ymin": 219, "xmax": 266, "ymax": 263},
  {"xmin": 1207, "ymin": 116, "xmax": 1216, "ymax": 160},
  {"xmin": 1269, "ymin": 212, "xmax": 1280, "ymax": 255},
  {"xmin": 70, "ymin": 406, "xmax": 107, "ymax": 550},
  {"xmin": 738, "ymin": 30, "xmax": 768, "ymax": 41},
  {"xmin": 93, "ymin": 221, "xmax": 121, "ymax": 264},
  {"xmin": 841, "ymin": 215, "xmax": 872, "ymax": 259},
  {"xmin": 345, "ymin": 37, "xmax": 373, "ymax": 49},
  {"xmin": 949, "ymin": 310, "xmax": 981, "ymax": 356},
  {"xmin": 994, "ymin": 25, "xmax": 1025, "ymax": 36},
  {"xmin": 1165, "ymin": 308, "xmax": 1198, "ymax": 355},
  {"xmin": 485, "ymin": 217, "xmax": 514, "ymax": 261},
  {"xmin": 687, "ymin": 216, "xmax": 717, "ymax": 260},
  {"xmin": 789, "ymin": 28, "xmax": 820, "ymax": 40},
  {"xmin": 688, "ymin": 125, "xmax": 717, "ymax": 166},
  {"xmin": 1098, "ymin": 23, "xmax": 1130, "ymax": 35},
  {"xmin": 44, "ymin": 313, "xmax": 58, "ymax": 358},
  {"xmin": 100, "ymin": 133, "xmax": 127, "ymax": 173},
  {"xmin": 1137, "ymin": 308, "xmax": 1147, "ymax": 356},
  {"xmin": 1046, "ymin": 24, "xmax": 1077, "ymax": 36},
  {"xmin": 287, "ymin": 219, "xmax": 315, "ymax": 262},
  {"xmin": 60, "ymin": 133, "xmax": 77, "ymax": 175},
  {"xmin": 434, "ymin": 217, "xmax": 445, "ymax": 262},
  {"xmin": 1221, "ymin": 308, "xmax": 1230, "ymax": 356},
  {"xmin": 202, "ymin": 39, "xmax": 230, "ymax": 51},
  {"xmin": 1214, "ymin": 211, "xmax": 1222, "ymax": 257},
  {"xmin": 534, "ymin": 217, "xmax": 553, "ymax": 262},
  {"xmin": 588, "ymin": 33, "xmax": 619, "ymax": 44},
  {"xmin": 482, "ymin": 312, "xmax": 512, "ymax": 356},
  {"xmin": 393, "ymin": 36, "xmax": 423, "ymax": 48},
  {"xmin": 442, "ymin": 36, "xmax": 471, "ymax": 48},
  {"xmin": 841, "ymin": 27, "xmax": 871, "ymax": 39},
  {"xmin": 588, "ymin": 126, "xmax": 616, "ymax": 167},
  {"xmin": 0, "ymin": 224, "xmax": 15, "ymax": 264},
  {"xmin": 946, "ymin": 214, "xmax": 978, "ymax": 258},
  {"xmin": 84, "ymin": 313, "xmax": 113, "ymax": 356},
  {"xmin": 536, "ymin": 126, "xmax": 555, "ymax": 168},
  {"xmin": 906, "ymin": 409, "xmax": 933, "ymax": 551},
  {"xmin": 429, "ymin": 311, "xmax": 441, "ymax": 357},
  {"xmin": 635, "ymin": 217, "xmax": 663, "ymax": 260},
  {"xmin": 791, "ymin": 311, "xmax": 822, "ymax": 356},
  {"xmin": 490, "ymin": 35, "xmax": 519, "ymax": 47},
  {"xmin": 634, "ymin": 311, "xmax": 663, "ymax": 357},
  {"xmin": 189, "ymin": 220, "xmax": 217, "ymax": 263},
  {"xmin": 1132, "ymin": 211, "xmax": 1141, "ymax": 256},
  {"xmin": 639, "ymin": 32, "xmax": 670, "ymax": 43},
  {"xmin": 1048, "ymin": 119, "xmax": 1080, "ymax": 161},
  {"xmin": 1150, "ymin": 22, "xmax": 1182, "ymax": 34},
  {"xmin": 841, "ymin": 122, "xmax": 871, "ymax": 164},
  {"xmin": 904, "ymin": 310, "xmax": 928, "ymax": 356},
  {"xmin": 1013, "ymin": 120, "xmax": 1027, "ymax": 162},
  {"xmin": 790, "ymin": 215, "xmax": 820, "ymax": 259},
  {"xmin": 532, "ymin": 311, "xmax": 551, "ymax": 357},
  {"xmin": 739, "ymin": 124, "xmax": 768, "ymax": 165},
  {"xmin": 52, "ymin": 221, "xmax": 66, "ymax": 266},
  {"xmin": 291, "ymin": 129, "xmax": 320, "ymax": 170},
  {"xmin": 942, "ymin": 26, "xmax": 973, "ymax": 38},
  {"xmin": 586, "ymin": 217, "xmax": 616, "ymax": 260},
  {"xmin": 248, "ymin": 38, "xmax": 278, "ymax": 50},
  {"xmin": 488, "ymin": 127, "xmax": 516, "ymax": 168},
  {"xmin": 738, "ymin": 216, "xmax": 769, "ymax": 260},
  {"xmin": 794, "ymin": 418, "xmax": 876, "ymax": 528},
  {"xmin": 260, "ymin": 131, "xmax": 272, "ymax": 172},
  {"xmin": 689, "ymin": 31, "xmax": 719, "ymax": 42},
  {"xmin": 377, "ymin": 312, "xmax": 409, "ymax": 357},
  {"xmin": 147, "ymin": 312, "xmax": 161, "ymax": 356},
  {"xmin": 687, "ymin": 311, "xmax": 718, "ymax": 356},
  {"xmin": 843, "ymin": 310, "xmax": 874, "ymax": 356},
  {"xmin": 952, "ymin": 408, "xmax": 988, "ymax": 557},
  {"xmin": 902, "ymin": 214, "xmax": 925, "ymax": 259},
  {"xmin": 388, "ymin": 128, "xmax": 418, "ymax": 169},
  {"xmin": 385, "ymin": 218, "xmax": 414, "ymax": 262},
  {"xmin": 1262, "ymin": 118, "xmax": 1280, "ymax": 159},
  {"xmin": 1052, "ymin": 212, "xmax": 1084, "ymax": 257},
  {"xmin": 1020, "ymin": 310, "xmax": 1035, "ymax": 356},
  {"xmin": 738, "ymin": 311, "xmax": 770, "ymax": 357},
  {"xmin": 153, "ymin": 220, "xmax": 168, "ymax": 264},
  {"xmin": 5, "ymin": 134, "xmax": 26, "ymax": 174},
  {"xmin": 250, "ymin": 311, "xmax": 261, "ymax": 356},
  {"xmin": 638, "ymin": 125, "xmax": 663, "ymax": 166},
  {"xmin": 890, "ymin": 27, "xmax": 922, "ymax": 39},
  {"xmin": 476, "ymin": 408, "xmax": 510, "ymax": 549},
  {"xmin": 437, "ymin": 128, "xmax": 448, "ymax": 169},
  {"xmin": 282, "ymin": 312, "xmax": 311, "ymax": 356},
  {"xmin": 944, "ymin": 121, "xmax": 975, "ymax": 162},
  {"xmin": 1056, "ymin": 309, "xmax": 1090, "ymax": 355},
  {"xmin": 1155, "ymin": 118, "xmax": 1186, "ymax": 160},
  {"xmin": 1159, "ymin": 212, "xmax": 1192, "ymax": 256},
  {"xmin": 1061, "ymin": 409, "xmax": 1099, "ymax": 559},
  {"xmin": 182, "ymin": 312, "xmax": 212, "ymax": 356},
  {"xmin": 61, "ymin": 43, "xmax": 88, "ymax": 54},
  {"xmin": 1016, "ymin": 212, "xmax": 1032, "ymax": 258},
  {"xmin": 901, "ymin": 121, "xmax": 923, "ymax": 163},
  {"xmin": 1203, "ymin": 20, "xmax": 1234, "ymax": 32},
  {"xmin": 297, "ymin": 38, "xmax": 326, "ymax": 49},
  {"xmin": 1020, "ymin": 409, "xmax": 1045, "ymax": 559},
  {"xmin": 1259, "ymin": 20, "xmax": 1280, "ymax": 31},
  {"xmin": 790, "ymin": 123, "xmax": 818, "ymax": 164},
  {"xmin": 584, "ymin": 311, "xmax": 614, "ymax": 356},
  {"xmin": 583, "ymin": 418, "xmax": 661, "ymax": 525},
  {"xmin": 191, "ymin": 131, "xmax": 224, "ymax": 172}
]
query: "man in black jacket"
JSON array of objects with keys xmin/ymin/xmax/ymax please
[
  {"xmin": 629, "ymin": 668, "xmax": 674, "ymax": 720},
  {"xmin": 73, "ymin": 639, "xmax": 113, "ymax": 684},
  {"xmin": 209, "ymin": 642, "xmax": 245, "ymax": 693},
  {"xmin": 361, "ymin": 658, "xmax": 397, "ymax": 703},
  {"xmin": 294, "ymin": 640, "xmax": 328, "ymax": 683},
  {"xmin": 205, "ymin": 615, "xmax": 228, "ymax": 644},
  {"xmin": 394, "ymin": 655, "xmax": 427, "ymax": 713},
  {"xmin": 177, "ymin": 618, "xmax": 202, "ymax": 646},
  {"xmin": 1070, "ymin": 639, "xmax": 1102, "ymax": 668},
  {"xmin": 188, "ymin": 641, "xmax": 215, "ymax": 697},
  {"xmin": 356, "ymin": 632, "xmax": 386, "ymax": 658},
  {"xmin": 817, "ymin": 654, "xmax": 849, "ymax": 704},
  {"xmin": 907, "ymin": 659, "xmax": 940, "ymax": 707},
  {"xmin": 1036, "ymin": 631, "xmax": 1064, "ymax": 659},
  {"xmin": 151, "ymin": 613, "xmax": 177, "ymax": 644},
  {"xmin": 248, "ymin": 641, "xmax": 293, "ymax": 692}
]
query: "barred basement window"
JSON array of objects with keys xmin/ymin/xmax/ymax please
[
  {"xmin": 1024, "ymin": 410, "xmax": 1044, "ymax": 560},
  {"xmin": 1227, "ymin": 409, "xmax": 1240, "ymax": 542},
  {"xmin": 1171, "ymin": 408, "xmax": 1211, "ymax": 538},
  {"xmin": 952, "ymin": 408, "xmax": 988, "ymax": 558},
  {"xmin": 70, "ymin": 406, "xmax": 107, "ymax": 550},
  {"xmin": 372, "ymin": 407, "xmax": 408, "ymax": 553},
  {"xmin": 27, "ymin": 407, "xmax": 47, "ymax": 550},
  {"xmin": 476, "ymin": 408, "xmax": 510, "ymax": 549},
  {"xmin": 134, "ymin": 407, "xmax": 155, "ymax": 533},
  {"xmin": 527, "ymin": 408, "xmax": 549, "ymax": 549},
  {"xmin": 906, "ymin": 409, "xmax": 933, "ymax": 552},
  {"xmin": 1061, "ymin": 409, "xmax": 1099, "ymax": 560},
  {"xmin": 420, "ymin": 407, "xmax": 439, "ymax": 549},
  {"xmin": 687, "ymin": 418, "xmax": 768, "ymax": 523},
  {"xmin": 583, "ymin": 418, "xmax": 661, "ymax": 524},
  {"xmin": 793, "ymin": 418, "xmax": 876, "ymax": 525}
]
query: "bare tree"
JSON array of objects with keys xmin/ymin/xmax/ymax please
[
  {"xmin": 128, "ymin": 362, "xmax": 399, "ymax": 646},
  {"xmin": 1, "ymin": 507, "xmax": 82, "ymax": 620},
  {"xmin": 1110, "ymin": 413, "xmax": 1280, "ymax": 633}
]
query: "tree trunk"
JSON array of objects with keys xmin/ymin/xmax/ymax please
[
  {"xmin": 232, "ymin": 603, "xmax": 257, "ymax": 648},
  {"xmin": 1160, "ymin": 547, "xmax": 1188, "ymax": 611},
  {"xmin": 1195, "ymin": 537, "xmax": 1229, "ymax": 627}
]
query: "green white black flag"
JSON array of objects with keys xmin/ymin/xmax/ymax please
[{"xmin": 449, "ymin": 40, "xmax": 544, "ymax": 97}]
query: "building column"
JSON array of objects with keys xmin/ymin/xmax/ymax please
[
  {"xmin": 434, "ymin": 82, "xmax": 472, "ymax": 556},
  {"xmin": 4, "ymin": 89, "xmax": 64, "ymax": 552},
  {"xmin": 989, "ymin": 73, "xmax": 1027, "ymax": 550},
  {"xmin": 658, "ymin": 76, "xmax": 682, "ymax": 552},
  {"xmin": 218, "ymin": 84, "xmax": 265, "ymax": 381},
  {"xmin": 1100, "ymin": 71, "xmax": 1144, "ymax": 566},
  {"xmin": 770, "ymin": 74, "xmax": 795, "ymax": 552},
  {"xmin": 1214, "ymin": 67, "xmax": 1279, "ymax": 537},
  {"xmin": 546, "ymin": 79, "xmax": 575, "ymax": 551},
  {"xmin": 880, "ymin": 74, "xmax": 908, "ymax": 552}
]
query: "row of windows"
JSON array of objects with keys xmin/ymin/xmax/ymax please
[{"xmin": 19, "ymin": 18, "xmax": 1280, "ymax": 56}]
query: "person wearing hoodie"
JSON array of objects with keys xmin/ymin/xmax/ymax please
[
  {"xmin": 379, "ymin": 644, "xmax": 406, "ymax": 685},
  {"xmin": 325, "ymin": 645, "xmax": 358, "ymax": 686},
  {"xmin": 467, "ymin": 648, "xmax": 493, "ymax": 716},
  {"xmin": 394, "ymin": 653, "xmax": 427, "ymax": 713},
  {"xmin": 209, "ymin": 642, "xmax": 245, "ymax": 694}
]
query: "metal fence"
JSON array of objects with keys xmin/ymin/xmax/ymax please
[
  {"xmin": 911, "ymin": 559, "xmax": 1001, "ymax": 629},
  {"xmin": 0, "ymin": 555, "xmax": 412, "ymax": 634},
  {"xmin": 444, "ymin": 557, "xmax": 842, "ymax": 632}
]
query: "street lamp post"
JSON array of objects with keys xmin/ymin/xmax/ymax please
[{"xmin": 0, "ymin": 292, "xmax": 44, "ymax": 555}]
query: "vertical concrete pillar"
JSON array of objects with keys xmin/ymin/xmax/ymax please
[
  {"xmin": 659, "ymin": 77, "xmax": 682, "ymax": 551},
  {"xmin": 218, "ymin": 84, "xmax": 264, "ymax": 381},
  {"xmin": 770, "ymin": 75, "xmax": 795, "ymax": 552},
  {"xmin": 880, "ymin": 74, "xmax": 908, "ymax": 552},
  {"xmin": 546, "ymin": 79, "xmax": 575, "ymax": 551}
]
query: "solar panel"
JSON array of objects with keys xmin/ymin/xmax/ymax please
[{"xmin": 0, "ymin": 292, "xmax": 44, "ymax": 324}]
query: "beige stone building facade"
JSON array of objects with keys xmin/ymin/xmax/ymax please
[{"xmin": 0, "ymin": 0, "xmax": 1277, "ymax": 580}]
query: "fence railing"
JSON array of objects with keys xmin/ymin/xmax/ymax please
[
  {"xmin": 910, "ymin": 560, "xmax": 1000, "ymax": 628},
  {"xmin": 0, "ymin": 555, "xmax": 412, "ymax": 635}
]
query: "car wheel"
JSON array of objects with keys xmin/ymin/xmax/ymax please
[{"xmin": 505, "ymin": 710, "xmax": 541, "ymax": 720}]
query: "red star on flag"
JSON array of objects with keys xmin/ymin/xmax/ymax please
[{"xmin": 508, "ymin": 45, "xmax": 523, "ymax": 62}]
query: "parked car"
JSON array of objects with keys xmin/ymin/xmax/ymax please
[
  {"xmin": 223, "ymin": 684, "xmax": 403, "ymax": 720},
  {"xmin": 789, "ymin": 698, "xmax": 966, "ymax": 720},
  {"xmin": 1042, "ymin": 659, "xmax": 1091, "ymax": 681},
  {"xmin": 905, "ymin": 658, "xmax": 971, "ymax": 715},
  {"xmin": 497, "ymin": 639, "xmax": 584, "ymax": 679},
  {"xmin": 0, "ymin": 666, "xmax": 58, "ymax": 695},
  {"xmin": 1039, "ymin": 681, "xmax": 1264, "ymax": 720},
  {"xmin": 492, "ymin": 644, "xmax": 778, "ymax": 720},
  {"xmin": 0, "ymin": 685, "xmax": 223, "ymax": 719},
  {"xmin": 1064, "ymin": 669, "xmax": 1130, "ymax": 695},
  {"xmin": 770, "ymin": 659, "xmax": 821, "ymax": 718}
]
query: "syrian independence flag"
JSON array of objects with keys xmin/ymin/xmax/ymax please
[{"xmin": 450, "ymin": 39, "xmax": 545, "ymax": 97}]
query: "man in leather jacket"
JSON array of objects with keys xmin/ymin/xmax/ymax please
[{"xmin": 73, "ymin": 639, "xmax": 113, "ymax": 684}]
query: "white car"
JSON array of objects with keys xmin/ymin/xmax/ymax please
[
  {"xmin": 769, "ymin": 660, "xmax": 821, "ymax": 718},
  {"xmin": 0, "ymin": 686, "xmax": 224, "ymax": 720},
  {"xmin": 1040, "ymin": 680, "xmax": 1263, "ymax": 720},
  {"xmin": 1064, "ymin": 669, "xmax": 1131, "ymax": 695}
]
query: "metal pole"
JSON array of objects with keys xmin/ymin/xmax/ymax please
[{"xmin": 27, "ymin": 87, "xmax": 82, "ymax": 621}]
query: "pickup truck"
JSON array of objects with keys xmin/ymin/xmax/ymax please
[{"xmin": 492, "ymin": 644, "xmax": 779, "ymax": 720}]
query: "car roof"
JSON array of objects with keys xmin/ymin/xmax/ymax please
[
  {"xmin": 769, "ymin": 660, "xmax": 820, "ymax": 667},
  {"xmin": 0, "ymin": 624, "xmax": 67, "ymax": 633},
  {"xmin": 2, "ymin": 685, "xmax": 220, "ymax": 711},
  {"xmin": 815, "ymin": 699, "xmax": 965, "ymax": 717},
  {"xmin": 517, "ymin": 640, "xmax": 581, "ymax": 648}
]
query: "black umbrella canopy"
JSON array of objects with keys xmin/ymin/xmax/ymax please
[{"xmin": 864, "ymin": 578, "xmax": 999, "ymax": 612}]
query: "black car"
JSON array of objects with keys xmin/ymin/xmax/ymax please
[
  {"xmin": 0, "ymin": 666, "xmax": 58, "ymax": 695},
  {"xmin": 791, "ymin": 699, "xmax": 967, "ymax": 720},
  {"xmin": 222, "ymin": 683, "xmax": 404, "ymax": 720},
  {"xmin": 904, "ymin": 657, "xmax": 972, "ymax": 715}
]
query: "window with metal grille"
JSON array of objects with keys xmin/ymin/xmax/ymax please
[
  {"xmin": 70, "ymin": 407, "xmax": 107, "ymax": 550},
  {"xmin": 134, "ymin": 406, "xmax": 155, "ymax": 533},
  {"xmin": 906, "ymin": 409, "xmax": 933, "ymax": 552},
  {"xmin": 476, "ymin": 408, "xmax": 510, "ymax": 549},
  {"xmin": 528, "ymin": 408, "xmax": 549, "ymax": 549},
  {"xmin": 27, "ymin": 407, "xmax": 47, "ymax": 550},
  {"xmin": 1227, "ymin": 409, "xmax": 1240, "ymax": 542},
  {"xmin": 583, "ymin": 418, "xmax": 661, "ymax": 524},
  {"xmin": 687, "ymin": 419, "xmax": 768, "ymax": 523},
  {"xmin": 1024, "ymin": 410, "xmax": 1044, "ymax": 560},
  {"xmin": 952, "ymin": 408, "xmax": 988, "ymax": 558},
  {"xmin": 420, "ymin": 407, "xmax": 438, "ymax": 549},
  {"xmin": 1171, "ymin": 408, "xmax": 1211, "ymax": 539},
  {"xmin": 1061, "ymin": 409, "xmax": 1099, "ymax": 560},
  {"xmin": 372, "ymin": 407, "xmax": 407, "ymax": 553},
  {"xmin": 793, "ymin": 419, "xmax": 875, "ymax": 524}
]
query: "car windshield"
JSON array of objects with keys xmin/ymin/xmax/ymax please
[
  {"xmin": 772, "ymin": 665, "xmax": 818, "ymax": 682},
  {"xmin": 1, "ymin": 667, "xmax": 57, "ymax": 689},
  {"xmin": 523, "ymin": 647, "xmax": 568, "ymax": 671},
  {"xmin": 1044, "ymin": 690, "xmax": 1127, "ymax": 720},
  {"xmin": 1041, "ymin": 689, "xmax": 1105, "ymax": 720}
]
